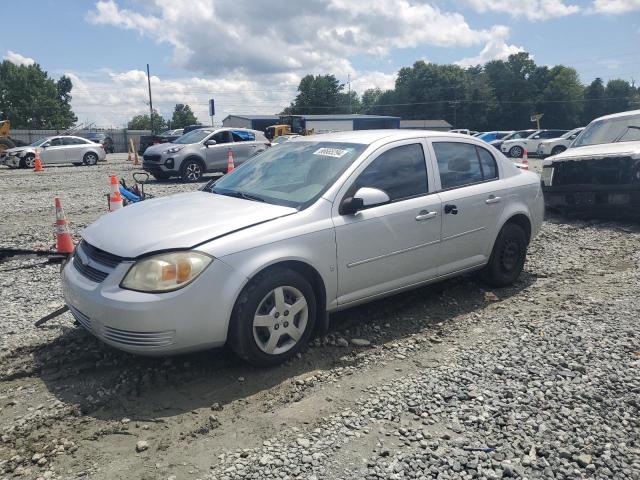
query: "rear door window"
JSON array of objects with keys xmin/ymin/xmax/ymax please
[
  {"xmin": 433, "ymin": 142, "xmax": 498, "ymax": 190},
  {"xmin": 231, "ymin": 130, "xmax": 255, "ymax": 142}
]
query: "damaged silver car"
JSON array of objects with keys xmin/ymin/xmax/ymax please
[{"xmin": 541, "ymin": 109, "xmax": 640, "ymax": 217}]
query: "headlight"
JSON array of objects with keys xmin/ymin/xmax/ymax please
[
  {"xmin": 15, "ymin": 150, "xmax": 25, "ymax": 157},
  {"xmin": 121, "ymin": 251, "xmax": 212, "ymax": 292},
  {"xmin": 163, "ymin": 146, "xmax": 184, "ymax": 154}
]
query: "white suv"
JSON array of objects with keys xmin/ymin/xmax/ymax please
[
  {"xmin": 501, "ymin": 129, "xmax": 569, "ymax": 158},
  {"xmin": 536, "ymin": 128, "xmax": 583, "ymax": 157}
]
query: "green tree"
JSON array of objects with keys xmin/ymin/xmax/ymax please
[
  {"xmin": 537, "ymin": 66, "xmax": 583, "ymax": 128},
  {"xmin": 170, "ymin": 103, "xmax": 198, "ymax": 128},
  {"xmin": 581, "ymin": 78, "xmax": 606, "ymax": 124},
  {"xmin": 0, "ymin": 60, "xmax": 77, "ymax": 128},
  {"xmin": 287, "ymin": 74, "xmax": 344, "ymax": 114},
  {"xmin": 604, "ymin": 79, "xmax": 634, "ymax": 115},
  {"xmin": 127, "ymin": 109, "xmax": 167, "ymax": 131}
]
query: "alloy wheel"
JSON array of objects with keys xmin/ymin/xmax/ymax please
[
  {"xmin": 510, "ymin": 146, "xmax": 523, "ymax": 158},
  {"xmin": 185, "ymin": 163, "xmax": 201, "ymax": 181},
  {"xmin": 252, "ymin": 286, "xmax": 308, "ymax": 355},
  {"xmin": 85, "ymin": 153, "xmax": 97, "ymax": 165}
]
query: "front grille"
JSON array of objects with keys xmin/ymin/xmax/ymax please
[
  {"xmin": 103, "ymin": 326, "xmax": 175, "ymax": 348},
  {"xmin": 79, "ymin": 240, "xmax": 123, "ymax": 268},
  {"xmin": 68, "ymin": 305, "xmax": 92, "ymax": 331},
  {"xmin": 73, "ymin": 254, "xmax": 109, "ymax": 283},
  {"xmin": 143, "ymin": 154, "xmax": 161, "ymax": 162}
]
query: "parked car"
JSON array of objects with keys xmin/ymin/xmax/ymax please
[
  {"xmin": 541, "ymin": 110, "xmax": 640, "ymax": 217},
  {"xmin": 450, "ymin": 129, "xmax": 479, "ymax": 136},
  {"xmin": 271, "ymin": 134, "xmax": 300, "ymax": 145},
  {"xmin": 63, "ymin": 130, "xmax": 544, "ymax": 365},
  {"xmin": 536, "ymin": 128, "xmax": 584, "ymax": 157},
  {"xmin": 82, "ymin": 132, "xmax": 115, "ymax": 153},
  {"xmin": 490, "ymin": 130, "xmax": 536, "ymax": 151},
  {"xmin": 501, "ymin": 129, "xmax": 569, "ymax": 158},
  {"xmin": 2, "ymin": 136, "xmax": 106, "ymax": 168},
  {"xmin": 477, "ymin": 131, "xmax": 514, "ymax": 143},
  {"xmin": 162, "ymin": 128, "xmax": 184, "ymax": 137},
  {"xmin": 138, "ymin": 129, "xmax": 185, "ymax": 154},
  {"xmin": 142, "ymin": 127, "xmax": 269, "ymax": 181}
]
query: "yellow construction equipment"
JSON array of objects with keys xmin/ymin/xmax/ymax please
[
  {"xmin": 265, "ymin": 115, "xmax": 314, "ymax": 141},
  {"xmin": 0, "ymin": 118, "xmax": 16, "ymax": 156}
]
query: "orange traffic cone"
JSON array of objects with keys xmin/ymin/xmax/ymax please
[
  {"xmin": 108, "ymin": 175, "xmax": 123, "ymax": 211},
  {"xmin": 54, "ymin": 197, "xmax": 74, "ymax": 254},
  {"xmin": 34, "ymin": 149, "xmax": 44, "ymax": 172},
  {"xmin": 521, "ymin": 149, "xmax": 529, "ymax": 170},
  {"xmin": 226, "ymin": 148, "xmax": 235, "ymax": 173}
]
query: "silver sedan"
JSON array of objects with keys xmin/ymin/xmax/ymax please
[
  {"xmin": 62, "ymin": 130, "xmax": 544, "ymax": 366},
  {"xmin": 3, "ymin": 135, "xmax": 106, "ymax": 168}
]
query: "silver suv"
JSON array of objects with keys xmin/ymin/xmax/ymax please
[{"xmin": 142, "ymin": 127, "xmax": 269, "ymax": 182}]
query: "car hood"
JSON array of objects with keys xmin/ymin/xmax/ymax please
[
  {"xmin": 544, "ymin": 141, "xmax": 640, "ymax": 164},
  {"xmin": 81, "ymin": 191, "xmax": 297, "ymax": 258},
  {"xmin": 4, "ymin": 146, "xmax": 33, "ymax": 154},
  {"xmin": 143, "ymin": 142, "xmax": 175, "ymax": 154}
]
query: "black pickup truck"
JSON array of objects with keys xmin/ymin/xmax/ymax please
[{"xmin": 137, "ymin": 125, "xmax": 204, "ymax": 154}]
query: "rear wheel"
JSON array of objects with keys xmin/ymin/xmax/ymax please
[
  {"xmin": 551, "ymin": 145, "xmax": 566, "ymax": 156},
  {"xmin": 508, "ymin": 146, "xmax": 523, "ymax": 158},
  {"xmin": 481, "ymin": 223, "xmax": 528, "ymax": 287},
  {"xmin": 83, "ymin": 152, "xmax": 98, "ymax": 166},
  {"xmin": 180, "ymin": 159, "xmax": 203, "ymax": 182},
  {"xmin": 228, "ymin": 268, "xmax": 316, "ymax": 366}
]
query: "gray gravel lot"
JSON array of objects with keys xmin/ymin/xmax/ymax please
[{"xmin": 0, "ymin": 157, "xmax": 638, "ymax": 480}]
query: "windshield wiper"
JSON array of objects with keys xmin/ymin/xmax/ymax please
[
  {"xmin": 212, "ymin": 189, "xmax": 266, "ymax": 203},
  {"xmin": 613, "ymin": 125, "xmax": 640, "ymax": 143}
]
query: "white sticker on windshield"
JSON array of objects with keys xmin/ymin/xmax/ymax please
[{"xmin": 313, "ymin": 147, "xmax": 349, "ymax": 158}]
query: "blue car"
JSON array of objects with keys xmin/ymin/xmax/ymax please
[{"xmin": 477, "ymin": 131, "xmax": 513, "ymax": 143}]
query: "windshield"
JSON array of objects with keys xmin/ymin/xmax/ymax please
[
  {"xmin": 572, "ymin": 114, "xmax": 640, "ymax": 147},
  {"xmin": 29, "ymin": 138, "xmax": 49, "ymax": 147},
  {"xmin": 206, "ymin": 141, "xmax": 368, "ymax": 209},
  {"xmin": 172, "ymin": 129, "xmax": 214, "ymax": 144},
  {"xmin": 561, "ymin": 128, "xmax": 581, "ymax": 139}
]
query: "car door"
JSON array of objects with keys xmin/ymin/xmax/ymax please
[
  {"xmin": 230, "ymin": 130, "xmax": 254, "ymax": 165},
  {"xmin": 429, "ymin": 140, "xmax": 505, "ymax": 274},
  {"xmin": 204, "ymin": 130, "xmax": 233, "ymax": 171},
  {"xmin": 63, "ymin": 137, "xmax": 88, "ymax": 164},
  {"xmin": 333, "ymin": 140, "xmax": 442, "ymax": 306},
  {"xmin": 40, "ymin": 137, "xmax": 67, "ymax": 164}
]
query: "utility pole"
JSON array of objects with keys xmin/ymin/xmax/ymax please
[
  {"xmin": 146, "ymin": 64, "xmax": 154, "ymax": 134},
  {"xmin": 347, "ymin": 74, "xmax": 351, "ymax": 114}
]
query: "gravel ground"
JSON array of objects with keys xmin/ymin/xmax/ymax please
[{"xmin": 0, "ymin": 157, "xmax": 638, "ymax": 480}]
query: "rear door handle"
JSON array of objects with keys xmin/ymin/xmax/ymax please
[
  {"xmin": 485, "ymin": 195, "xmax": 501, "ymax": 204},
  {"xmin": 415, "ymin": 210, "xmax": 437, "ymax": 221}
]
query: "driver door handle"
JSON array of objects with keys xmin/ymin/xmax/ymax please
[
  {"xmin": 415, "ymin": 210, "xmax": 438, "ymax": 221},
  {"xmin": 485, "ymin": 195, "xmax": 502, "ymax": 204}
]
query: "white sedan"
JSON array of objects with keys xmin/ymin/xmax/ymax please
[
  {"xmin": 62, "ymin": 130, "xmax": 544, "ymax": 365},
  {"xmin": 501, "ymin": 129, "xmax": 569, "ymax": 158},
  {"xmin": 3, "ymin": 135, "xmax": 106, "ymax": 168},
  {"xmin": 536, "ymin": 128, "xmax": 584, "ymax": 157}
]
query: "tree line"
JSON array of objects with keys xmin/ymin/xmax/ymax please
[
  {"xmin": 285, "ymin": 52, "xmax": 640, "ymax": 130},
  {"xmin": 127, "ymin": 104, "xmax": 199, "ymax": 131}
]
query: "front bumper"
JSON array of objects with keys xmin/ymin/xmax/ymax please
[
  {"xmin": 3, "ymin": 154, "xmax": 21, "ymax": 167},
  {"xmin": 62, "ymin": 251, "xmax": 246, "ymax": 356},
  {"xmin": 142, "ymin": 153, "xmax": 178, "ymax": 174}
]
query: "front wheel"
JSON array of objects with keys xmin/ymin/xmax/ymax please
[
  {"xmin": 83, "ymin": 152, "xmax": 98, "ymax": 166},
  {"xmin": 228, "ymin": 268, "xmax": 317, "ymax": 366},
  {"xmin": 22, "ymin": 154, "xmax": 35, "ymax": 169},
  {"xmin": 481, "ymin": 223, "xmax": 527, "ymax": 287},
  {"xmin": 508, "ymin": 146, "xmax": 523, "ymax": 158},
  {"xmin": 180, "ymin": 159, "xmax": 203, "ymax": 182}
]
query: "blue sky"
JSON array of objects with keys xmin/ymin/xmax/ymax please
[{"xmin": 3, "ymin": 0, "xmax": 639, "ymax": 126}]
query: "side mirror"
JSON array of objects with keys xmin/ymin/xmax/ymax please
[
  {"xmin": 205, "ymin": 139, "xmax": 217, "ymax": 147},
  {"xmin": 41, "ymin": 143, "xmax": 50, "ymax": 148},
  {"xmin": 533, "ymin": 136, "xmax": 540, "ymax": 139},
  {"xmin": 340, "ymin": 187, "xmax": 390, "ymax": 215}
]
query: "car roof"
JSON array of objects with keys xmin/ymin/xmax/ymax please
[
  {"xmin": 593, "ymin": 109, "xmax": 640, "ymax": 122},
  {"xmin": 289, "ymin": 129, "xmax": 477, "ymax": 145}
]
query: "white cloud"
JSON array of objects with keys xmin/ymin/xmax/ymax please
[
  {"xmin": 455, "ymin": 26, "xmax": 525, "ymax": 67},
  {"xmin": 3, "ymin": 50, "xmax": 35, "ymax": 66},
  {"xmin": 589, "ymin": 0, "xmax": 640, "ymax": 14},
  {"xmin": 86, "ymin": 0, "xmax": 507, "ymax": 76},
  {"xmin": 463, "ymin": 0, "xmax": 580, "ymax": 20}
]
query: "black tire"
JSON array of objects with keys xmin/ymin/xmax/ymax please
[
  {"xmin": 21, "ymin": 154, "xmax": 35, "ymax": 169},
  {"xmin": 481, "ymin": 223, "xmax": 528, "ymax": 287},
  {"xmin": 228, "ymin": 268, "xmax": 317, "ymax": 367},
  {"xmin": 508, "ymin": 146, "xmax": 523, "ymax": 158},
  {"xmin": 180, "ymin": 158, "xmax": 203, "ymax": 182},
  {"xmin": 83, "ymin": 152, "xmax": 98, "ymax": 166},
  {"xmin": 151, "ymin": 171, "xmax": 171, "ymax": 181},
  {"xmin": 551, "ymin": 146, "xmax": 566, "ymax": 156}
]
